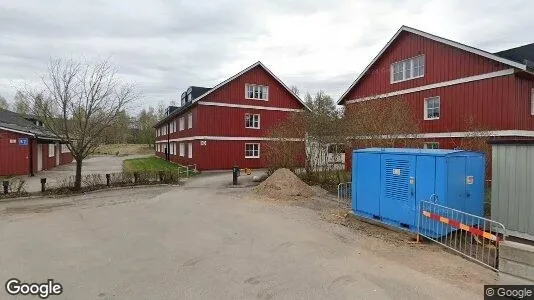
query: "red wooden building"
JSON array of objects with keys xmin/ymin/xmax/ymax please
[
  {"xmin": 0, "ymin": 109, "xmax": 73, "ymax": 176},
  {"xmin": 154, "ymin": 61, "xmax": 309, "ymax": 170},
  {"xmin": 339, "ymin": 26, "xmax": 534, "ymax": 171}
]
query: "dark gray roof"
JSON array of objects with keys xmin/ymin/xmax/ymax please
[
  {"xmin": 0, "ymin": 108, "xmax": 60, "ymax": 140},
  {"xmin": 495, "ymin": 43, "xmax": 534, "ymax": 66}
]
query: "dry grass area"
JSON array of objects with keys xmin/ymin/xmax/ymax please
[{"xmin": 93, "ymin": 144, "xmax": 154, "ymax": 156}]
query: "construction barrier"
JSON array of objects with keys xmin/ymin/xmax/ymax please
[
  {"xmin": 418, "ymin": 200, "xmax": 506, "ymax": 271},
  {"xmin": 337, "ymin": 182, "xmax": 351, "ymax": 207}
]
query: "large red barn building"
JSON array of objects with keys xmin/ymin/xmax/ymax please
[
  {"xmin": 0, "ymin": 109, "xmax": 73, "ymax": 176},
  {"xmin": 339, "ymin": 26, "xmax": 534, "ymax": 172},
  {"xmin": 154, "ymin": 61, "xmax": 309, "ymax": 171}
]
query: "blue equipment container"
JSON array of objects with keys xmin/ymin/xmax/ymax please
[{"xmin": 352, "ymin": 148, "xmax": 485, "ymax": 235}]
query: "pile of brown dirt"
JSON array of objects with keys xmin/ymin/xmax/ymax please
[{"xmin": 253, "ymin": 168, "xmax": 315, "ymax": 199}]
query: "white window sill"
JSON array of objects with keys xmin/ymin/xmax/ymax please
[
  {"xmin": 245, "ymin": 156, "xmax": 260, "ymax": 159},
  {"xmin": 245, "ymin": 97, "xmax": 269, "ymax": 101},
  {"xmin": 424, "ymin": 117, "xmax": 440, "ymax": 121},
  {"xmin": 245, "ymin": 127, "xmax": 261, "ymax": 129},
  {"xmin": 391, "ymin": 74, "xmax": 424, "ymax": 84}
]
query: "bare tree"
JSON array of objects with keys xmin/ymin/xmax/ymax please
[
  {"xmin": 26, "ymin": 58, "xmax": 138, "ymax": 190},
  {"xmin": 0, "ymin": 94, "xmax": 9, "ymax": 110},
  {"xmin": 344, "ymin": 96, "xmax": 421, "ymax": 148},
  {"xmin": 12, "ymin": 91, "xmax": 30, "ymax": 114}
]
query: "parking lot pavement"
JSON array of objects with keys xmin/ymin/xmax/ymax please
[
  {"xmin": 16, "ymin": 154, "xmax": 150, "ymax": 192},
  {"xmin": 0, "ymin": 172, "xmax": 495, "ymax": 300}
]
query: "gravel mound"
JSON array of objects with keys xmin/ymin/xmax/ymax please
[{"xmin": 253, "ymin": 168, "xmax": 315, "ymax": 199}]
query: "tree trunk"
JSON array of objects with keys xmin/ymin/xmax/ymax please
[{"xmin": 75, "ymin": 158, "xmax": 83, "ymax": 190}]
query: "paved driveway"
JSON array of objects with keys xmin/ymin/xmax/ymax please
[
  {"xmin": 0, "ymin": 172, "xmax": 495, "ymax": 299},
  {"xmin": 19, "ymin": 155, "xmax": 149, "ymax": 192}
]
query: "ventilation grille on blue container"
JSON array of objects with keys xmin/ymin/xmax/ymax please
[{"xmin": 384, "ymin": 159, "xmax": 410, "ymax": 202}]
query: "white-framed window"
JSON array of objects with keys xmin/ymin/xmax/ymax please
[
  {"xmin": 179, "ymin": 117, "xmax": 185, "ymax": 131},
  {"xmin": 531, "ymin": 88, "xmax": 534, "ymax": 116},
  {"xmin": 245, "ymin": 114, "xmax": 260, "ymax": 129},
  {"xmin": 245, "ymin": 143, "xmax": 260, "ymax": 158},
  {"xmin": 61, "ymin": 144, "xmax": 70, "ymax": 153},
  {"xmin": 188, "ymin": 143, "xmax": 192, "ymax": 158},
  {"xmin": 424, "ymin": 96, "xmax": 440, "ymax": 120},
  {"xmin": 169, "ymin": 142, "xmax": 175, "ymax": 155},
  {"xmin": 423, "ymin": 142, "xmax": 439, "ymax": 149},
  {"xmin": 391, "ymin": 55, "xmax": 425, "ymax": 83},
  {"xmin": 170, "ymin": 121, "xmax": 175, "ymax": 133},
  {"xmin": 48, "ymin": 144, "xmax": 55, "ymax": 157},
  {"xmin": 179, "ymin": 143, "xmax": 185, "ymax": 157},
  {"xmin": 245, "ymin": 84, "xmax": 269, "ymax": 100},
  {"xmin": 188, "ymin": 113, "xmax": 193, "ymax": 129}
]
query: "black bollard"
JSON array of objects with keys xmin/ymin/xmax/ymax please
[
  {"xmin": 3, "ymin": 181, "xmax": 8, "ymax": 194},
  {"xmin": 158, "ymin": 171, "xmax": 164, "ymax": 182},
  {"xmin": 134, "ymin": 172, "xmax": 139, "ymax": 184},
  {"xmin": 40, "ymin": 178, "xmax": 46, "ymax": 192},
  {"xmin": 106, "ymin": 174, "xmax": 110, "ymax": 187},
  {"xmin": 232, "ymin": 165, "xmax": 240, "ymax": 185}
]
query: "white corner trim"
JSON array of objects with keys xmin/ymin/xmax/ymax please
[
  {"xmin": 155, "ymin": 136, "xmax": 304, "ymax": 142},
  {"xmin": 198, "ymin": 101, "xmax": 303, "ymax": 112},
  {"xmin": 346, "ymin": 69, "xmax": 515, "ymax": 104},
  {"xmin": 337, "ymin": 25, "xmax": 527, "ymax": 105},
  {"xmin": 351, "ymin": 130, "xmax": 534, "ymax": 140}
]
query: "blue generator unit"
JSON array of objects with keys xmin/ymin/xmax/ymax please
[{"xmin": 352, "ymin": 148, "xmax": 485, "ymax": 234}]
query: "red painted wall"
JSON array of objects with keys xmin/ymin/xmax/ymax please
[
  {"xmin": 162, "ymin": 140, "xmax": 304, "ymax": 171},
  {"xmin": 154, "ymin": 64, "xmax": 306, "ymax": 170},
  {"xmin": 204, "ymin": 65, "xmax": 302, "ymax": 109},
  {"xmin": 0, "ymin": 129, "xmax": 31, "ymax": 175},
  {"xmin": 347, "ymin": 74, "xmax": 534, "ymax": 133},
  {"xmin": 343, "ymin": 31, "xmax": 509, "ymax": 101}
]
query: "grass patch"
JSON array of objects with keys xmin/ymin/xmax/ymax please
[{"xmin": 123, "ymin": 156, "xmax": 185, "ymax": 172}]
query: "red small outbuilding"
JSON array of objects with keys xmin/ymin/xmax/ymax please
[{"xmin": 0, "ymin": 109, "xmax": 73, "ymax": 176}]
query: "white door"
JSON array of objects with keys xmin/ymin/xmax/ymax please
[
  {"xmin": 55, "ymin": 143, "xmax": 60, "ymax": 166},
  {"xmin": 37, "ymin": 144, "xmax": 43, "ymax": 171}
]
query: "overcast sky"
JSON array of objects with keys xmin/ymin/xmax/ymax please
[{"xmin": 1, "ymin": 0, "xmax": 533, "ymax": 112}]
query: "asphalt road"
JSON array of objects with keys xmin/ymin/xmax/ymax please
[{"xmin": 0, "ymin": 172, "xmax": 495, "ymax": 300}]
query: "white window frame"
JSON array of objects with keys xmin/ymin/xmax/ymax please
[
  {"xmin": 179, "ymin": 143, "xmax": 185, "ymax": 157},
  {"xmin": 245, "ymin": 113, "xmax": 260, "ymax": 129},
  {"xmin": 188, "ymin": 142, "xmax": 192, "ymax": 158},
  {"xmin": 424, "ymin": 96, "xmax": 440, "ymax": 120},
  {"xmin": 391, "ymin": 55, "xmax": 425, "ymax": 83},
  {"xmin": 48, "ymin": 144, "xmax": 55, "ymax": 157},
  {"xmin": 245, "ymin": 143, "xmax": 260, "ymax": 158},
  {"xmin": 188, "ymin": 113, "xmax": 193, "ymax": 129},
  {"xmin": 531, "ymin": 88, "xmax": 534, "ymax": 116},
  {"xmin": 245, "ymin": 84, "xmax": 269, "ymax": 100},
  {"xmin": 179, "ymin": 117, "xmax": 185, "ymax": 131},
  {"xmin": 61, "ymin": 144, "xmax": 70, "ymax": 153},
  {"xmin": 423, "ymin": 142, "xmax": 439, "ymax": 149}
]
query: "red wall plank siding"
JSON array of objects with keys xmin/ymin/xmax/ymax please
[
  {"xmin": 204, "ymin": 65, "xmax": 302, "ymax": 109},
  {"xmin": 346, "ymin": 74, "xmax": 534, "ymax": 133},
  {"xmin": 0, "ymin": 129, "xmax": 31, "ymax": 175},
  {"xmin": 154, "ymin": 63, "xmax": 306, "ymax": 170},
  {"xmin": 165, "ymin": 140, "xmax": 304, "ymax": 171},
  {"xmin": 344, "ymin": 31, "xmax": 509, "ymax": 101},
  {"xmin": 196, "ymin": 106, "xmax": 294, "ymax": 137}
]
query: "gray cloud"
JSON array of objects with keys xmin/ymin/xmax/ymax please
[{"xmin": 1, "ymin": 0, "xmax": 533, "ymax": 112}]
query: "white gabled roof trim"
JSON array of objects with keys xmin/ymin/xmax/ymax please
[
  {"xmin": 338, "ymin": 25, "xmax": 529, "ymax": 105},
  {"xmin": 198, "ymin": 101, "xmax": 304, "ymax": 112},
  {"xmin": 346, "ymin": 68, "xmax": 515, "ymax": 104},
  {"xmin": 156, "ymin": 136, "xmax": 304, "ymax": 142},
  {"xmin": 0, "ymin": 126, "xmax": 36, "ymax": 137},
  {"xmin": 189, "ymin": 61, "xmax": 309, "ymax": 111}
]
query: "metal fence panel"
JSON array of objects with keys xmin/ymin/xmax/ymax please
[
  {"xmin": 337, "ymin": 182, "xmax": 351, "ymax": 207},
  {"xmin": 418, "ymin": 200, "xmax": 506, "ymax": 271}
]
